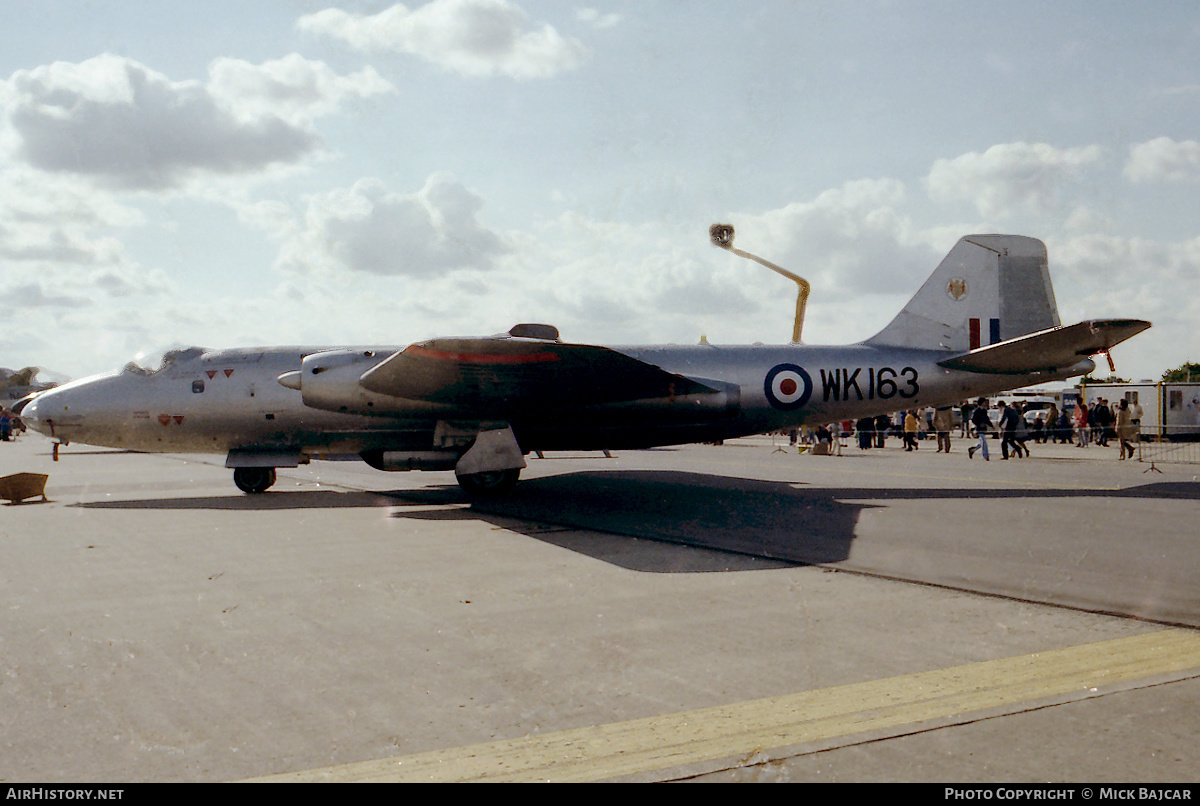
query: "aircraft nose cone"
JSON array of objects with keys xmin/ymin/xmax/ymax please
[
  {"xmin": 19, "ymin": 387, "xmax": 86, "ymax": 442},
  {"xmin": 19, "ymin": 394, "xmax": 49, "ymax": 436},
  {"xmin": 18, "ymin": 387, "xmax": 76, "ymax": 440},
  {"xmin": 11, "ymin": 394, "xmax": 36, "ymax": 417}
]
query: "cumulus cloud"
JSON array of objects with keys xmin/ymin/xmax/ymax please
[
  {"xmin": 577, "ymin": 8, "xmax": 622, "ymax": 29},
  {"xmin": 515, "ymin": 181, "xmax": 948, "ymax": 347},
  {"xmin": 926, "ymin": 142, "xmax": 1105, "ymax": 218},
  {"xmin": 2, "ymin": 252, "xmax": 172, "ymax": 311},
  {"xmin": 0, "ymin": 54, "xmax": 389, "ymax": 322},
  {"xmin": 275, "ymin": 173, "xmax": 508, "ymax": 277},
  {"xmin": 0, "ymin": 226, "xmax": 132, "ymax": 274},
  {"xmin": 251, "ymin": 211, "xmax": 765, "ymax": 348},
  {"xmin": 0, "ymin": 161, "xmax": 170, "ymax": 310},
  {"xmin": 1050, "ymin": 233, "xmax": 1200, "ymax": 374},
  {"xmin": 0, "ymin": 53, "xmax": 392, "ymax": 190},
  {"xmin": 1124, "ymin": 137, "xmax": 1200, "ymax": 184},
  {"xmin": 518, "ymin": 213, "xmax": 760, "ymax": 339},
  {"xmin": 208, "ymin": 54, "xmax": 393, "ymax": 126},
  {"xmin": 7, "ymin": 282, "xmax": 88, "ymax": 309},
  {"xmin": 730, "ymin": 179, "xmax": 933, "ymax": 298},
  {"xmin": 297, "ymin": 0, "xmax": 589, "ymax": 79}
]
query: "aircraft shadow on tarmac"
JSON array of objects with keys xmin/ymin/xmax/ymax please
[
  {"xmin": 73, "ymin": 471, "xmax": 1200, "ymax": 575},
  {"xmin": 72, "ymin": 489, "xmax": 413, "ymax": 511},
  {"xmin": 394, "ymin": 471, "xmax": 1200, "ymax": 572},
  {"xmin": 69, "ymin": 470, "xmax": 865, "ymax": 571},
  {"xmin": 393, "ymin": 472, "xmax": 856, "ymax": 573}
]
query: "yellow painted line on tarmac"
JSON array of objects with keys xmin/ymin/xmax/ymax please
[{"xmin": 246, "ymin": 628, "xmax": 1200, "ymax": 783}]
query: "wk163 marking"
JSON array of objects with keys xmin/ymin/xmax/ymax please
[{"xmin": 820, "ymin": 366, "xmax": 919, "ymax": 402}]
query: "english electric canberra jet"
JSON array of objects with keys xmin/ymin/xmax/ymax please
[{"xmin": 21, "ymin": 234, "xmax": 1149, "ymax": 495}]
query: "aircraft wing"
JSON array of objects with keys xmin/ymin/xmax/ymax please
[
  {"xmin": 359, "ymin": 336, "xmax": 717, "ymax": 412},
  {"xmin": 937, "ymin": 319, "xmax": 1151, "ymax": 375}
]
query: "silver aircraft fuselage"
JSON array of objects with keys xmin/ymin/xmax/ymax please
[{"xmin": 22, "ymin": 341, "xmax": 1088, "ymax": 458}]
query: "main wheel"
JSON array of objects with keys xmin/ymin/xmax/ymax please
[
  {"xmin": 455, "ymin": 467, "xmax": 520, "ymax": 496},
  {"xmin": 233, "ymin": 467, "xmax": 276, "ymax": 494}
]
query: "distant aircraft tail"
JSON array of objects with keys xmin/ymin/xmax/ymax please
[{"xmin": 865, "ymin": 235, "xmax": 1060, "ymax": 352}]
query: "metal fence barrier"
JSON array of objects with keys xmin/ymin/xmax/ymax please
[{"xmin": 1136, "ymin": 425, "xmax": 1200, "ymax": 470}]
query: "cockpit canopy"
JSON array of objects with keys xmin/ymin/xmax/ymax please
[{"xmin": 123, "ymin": 345, "xmax": 208, "ymax": 376}]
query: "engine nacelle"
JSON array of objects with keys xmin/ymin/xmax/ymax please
[
  {"xmin": 285, "ymin": 349, "xmax": 448, "ymax": 416},
  {"xmin": 552, "ymin": 380, "xmax": 741, "ymax": 425}
]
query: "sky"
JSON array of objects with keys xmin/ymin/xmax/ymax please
[{"xmin": 2, "ymin": 0, "xmax": 1199, "ymax": 382}]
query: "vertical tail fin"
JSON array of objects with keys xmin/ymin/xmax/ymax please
[{"xmin": 865, "ymin": 235, "xmax": 1060, "ymax": 351}]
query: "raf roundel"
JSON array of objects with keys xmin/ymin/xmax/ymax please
[{"xmin": 764, "ymin": 363, "xmax": 813, "ymax": 410}]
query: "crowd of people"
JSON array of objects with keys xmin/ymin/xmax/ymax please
[
  {"xmin": 793, "ymin": 396, "xmax": 1142, "ymax": 461},
  {"xmin": 0, "ymin": 406, "xmax": 24, "ymax": 441}
]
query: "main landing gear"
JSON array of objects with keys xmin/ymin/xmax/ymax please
[
  {"xmin": 231, "ymin": 466, "xmax": 519, "ymax": 495},
  {"xmin": 233, "ymin": 467, "xmax": 276, "ymax": 494},
  {"xmin": 455, "ymin": 468, "xmax": 520, "ymax": 496}
]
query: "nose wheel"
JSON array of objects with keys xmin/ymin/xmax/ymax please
[{"xmin": 233, "ymin": 467, "xmax": 276, "ymax": 494}]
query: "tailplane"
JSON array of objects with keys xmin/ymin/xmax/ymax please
[
  {"xmin": 866, "ymin": 235, "xmax": 1059, "ymax": 352},
  {"xmin": 937, "ymin": 319, "xmax": 1150, "ymax": 375}
]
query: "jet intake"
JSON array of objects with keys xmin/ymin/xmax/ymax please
[{"xmin": 292, "ymin": 349, "xmax": 448, "ymax": 416}]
